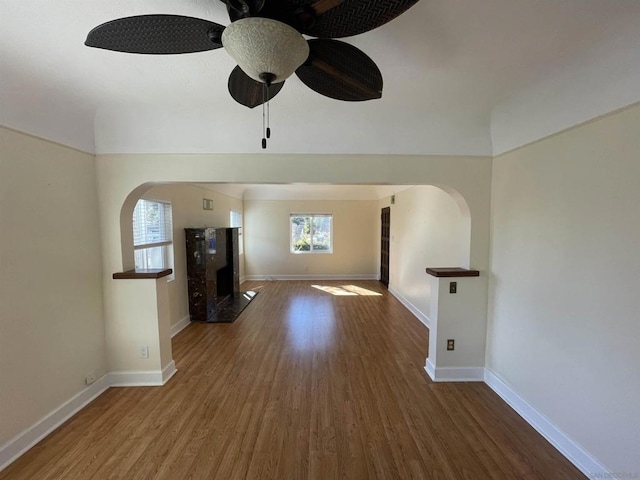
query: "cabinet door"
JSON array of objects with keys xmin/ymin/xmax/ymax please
[
  {"xmin": 205, "ymin": 228, "xmax": 218, "ymax": 306},
  {"xmin": 185, "ymin": 229, "xmax": 207, "ymax": 321},
  {"xmin": 230, "ymin": 228, "xmax": 240, "ymax": 294}
]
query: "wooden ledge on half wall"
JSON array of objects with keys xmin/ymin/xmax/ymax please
[
  {"xmin": 425, "ymin": 267, "xmax": 480, "ymax": 278},
  {"xmin": 112, "ymin": 268, "xmax": 173, "ymax": 280}
]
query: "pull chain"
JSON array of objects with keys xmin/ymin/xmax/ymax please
[
  {"xmin": 258, "ymin": 73, "xmax": 276, "ymax": 150},
  {"xmin": 261, "ymin": 83, "xmax": 267, "ymax": 149},
  {"xmin": 266, "ymin": 87, "xmax": 271, "ymax": 139}
]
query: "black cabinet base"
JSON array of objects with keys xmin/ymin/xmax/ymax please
[
  {"xmin": 191, "ymin": 290, "xmax": 258, "ymax": 323},
  {"xmin": 185, "ymin": 227, "xmax": 242, "ymax": 323}
]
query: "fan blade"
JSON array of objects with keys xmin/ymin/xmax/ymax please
[
  {"xmin": 228, "ymin": 66, "xmax": 285, "ymax": 108},
  {"xmin": 226, "ymin": 0, "xmax": 266, "ymax": 21},
  {"xmin": 262, "ymin": 0, "xmax": 419, "ymax": 38},
  {"xmin": 295, "ymin": 39, "xmax": 382, "ymax": 101},
  {"xmin": 85, "ymin": 15, "xmax": 225, "ymax": 54},
  {"xmin": 311, "ymin": 0, "xmax": 420, "ymax": 38}
]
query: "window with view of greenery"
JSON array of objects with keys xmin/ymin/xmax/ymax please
[{"xmin": 290, "ymin": 214, "xmax": 333, "ymax": 253}]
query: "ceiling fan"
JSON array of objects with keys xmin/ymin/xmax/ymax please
[{"xmin": 85, "ymin": 0, "xmax": 420, "ymax": 147}]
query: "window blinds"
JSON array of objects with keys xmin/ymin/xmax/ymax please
[
  {"xmin": 230, "ymin": 210, "xmax": 242, "ymax": 229},
  {"xmin": 133, "ymin": 200, "xmax": 173, "ymax": 249}
]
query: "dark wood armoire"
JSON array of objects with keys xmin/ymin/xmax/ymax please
[{"xmin": 185, "ymin": 227, "xmax": 240, "ymax": 322}]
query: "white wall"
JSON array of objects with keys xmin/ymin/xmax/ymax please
[
  {"xmin": 388, "ymin": 186, "xmax": 471, "ymax": 320},
  {"xmin": 487, "ymin": 104, "xmax": 640, "ymax": 472},
  {"xmin": 0, "ymin": 127, "xmax": 105, "ymax": 445},
  {"xmin": 244, "ymin": 200, "xmax": 378, "ymax": 278},
  {"xmin": 490, "ymin": 14, "xmax": 640, "ymax": 156},
  {"xmin": 141, "ymin": 183, "xmax": 244, "ymax": 330}
]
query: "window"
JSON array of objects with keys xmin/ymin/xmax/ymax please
[
  {"xmin": 230, "ymin": 210, "xmax": 243, "ymax": 255},
  {"xmin": 290, "ymin": 214, "xmax": 333, "ymax": 253},
  {"xmin": 133, "ymin": 199, "xmax": 173, "ymax": 269}
]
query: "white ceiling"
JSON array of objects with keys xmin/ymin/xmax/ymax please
[{"xmin": 1, "ymin": 0, "xmax": 640, "ymax": 155}]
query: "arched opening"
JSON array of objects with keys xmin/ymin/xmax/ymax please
[
  {"xmin": 119, "ymin": 183, "xmax": 158, "ymax": 272},
  {"xmin": 386, "ymin": 185, "xmax": 472, "ymax": 326},
  {"xmin": 117, "ymin": 181, "xmax": 473, "ymax": 334},
  {"xmin": 100, "ymin": 153, "xmax": 491, "ymax": 381},
  {"xmin": 433, "ymin": 184, "xmax": 472, "ymax": 269}
]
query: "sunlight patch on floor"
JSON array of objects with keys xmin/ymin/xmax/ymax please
[{"xmin": 311, "ymin": 284, "xmax": 383, "ymax": 296}]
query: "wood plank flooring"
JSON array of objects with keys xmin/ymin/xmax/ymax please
[{"xmin": 0, "ymin": 281, "xmax": 585, "ymax": 479}]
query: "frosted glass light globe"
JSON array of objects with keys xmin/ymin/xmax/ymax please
[{"xmin": 222, "ymin": 18, "xmax": 309, "ymax": 84}]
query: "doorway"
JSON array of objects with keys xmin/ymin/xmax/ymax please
[{"xmin": 380, "ymin": 206, "xmax": 390, "ymax": 287}]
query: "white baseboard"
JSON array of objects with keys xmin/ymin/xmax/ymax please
[
  {"xmin": 244, "ymin": 274, "xmax": 378, "ymax": 281},
  {"xmin": 0, "ymin": 360, "xmax": 608, "ymax": 479},
  {"xmin": 425, "ymin": 358, "xmax": 436, "ymax": 380},
  {"xmin": 388, "ymin": 286, "xmax": 431, "ymax": 328},
  {"xmin": 170, "ymin": 315, "xmax": 191, "ymax": 338},
  {"xmin": 0, "ymin": 376, "xmax": 110, "ymax": 472},
  {"xmin": 0, "ymin": 360, "xmax": 179, "ymax": 473},
  {"xmin": 424, "ymin": 359, "xmax": 484, "ymax": 382},
  {"xmin": 162, "ymin": 360, "xmax": 177, "ymax": 384},
  {"xmin": 107, "ymin": 361, "xmax": 176, "ymax": 387},
  {"xmin": 484, "ymin": 368, "xmax": 610, "ymax": 477}
]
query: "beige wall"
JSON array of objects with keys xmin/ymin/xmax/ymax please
[
  {"xmin": 387, "ymin": 186, "xmax": 471, "ymax": 320},
  {"xmin": 5, "ymin": 102, "xmax": 639, "ymax": 474},
  {"xmin": 96, "ymin": 154, "xmax": 492, "ymax": 274},
  {"xmin": 95, "ymin": 153, "xmax": 492, "ymax": 376},
  {"xmin": 0, "ymin": 128, "xmax": 105, "ymax": 445},
  {"xmin": 244, "ymin": 200, "xmax": 378, "ymax": 278},
  {"xmin": 141, "ymin": 183, "xmax": 244, "ymax": 330},
  {"xmin": 487, "ymin": 104, "xmax": 640, "ymax": 472}
]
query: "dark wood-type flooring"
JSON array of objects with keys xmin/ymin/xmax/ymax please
[{"xmin": 1, "ymin": 281, "xmax": 584, "ymax": 479}]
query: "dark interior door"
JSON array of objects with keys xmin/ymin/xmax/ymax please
[{"xmin": 380, "ymin": 207, "xmax": 390, "ymax": 287}]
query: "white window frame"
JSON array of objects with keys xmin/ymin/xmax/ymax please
[
  {"xmin": 133, "ymin": 199, "xmax": 174, "ymax": 272},
  {"xmin": 230, "ymin": 210, "xmax": 243, "ymax": 255},
  {"xmin": 290, "ymin": 214, "xmax": 333, "ymax": 254}
]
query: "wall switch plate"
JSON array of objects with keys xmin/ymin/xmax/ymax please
[
  {"xmin": 449, "ymin": 281, "xmax": 457, "ymax": 294},
  {"xmin": 447, "ymin": 339, "xmax": 455, "ymax": 351},
  {"xmin": 203, "ymin": 198, "xmax": 213, "ymax": 210}
]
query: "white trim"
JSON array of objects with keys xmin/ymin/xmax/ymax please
[
  {"xmin": 424, "ymin": 359, "xmax": 484, "ymax": 382},
  {"xmin": 244, "ymin": 274, "xmax": 378, "ymax": 281},
  {"xmin": 388, "ymin": 286, "xmax": 430, "ymax": 328},
  {"xmin": 0, "ymin": 361, "xmax": 179, "ymax": 472},
  {"xmin": 425, "ymin": 358, "xmax": 436, "ymax": 380},
  {"xmin": 483, "ymin": 369, "xmax": 611, "ymax": 477},
  {"xmin": 107, "ymin": 362, "xmax": 176, "ymax": 387},
  {"xmin": 0, "ymin": 376, "xmax": 110, "ymax": 472},
  {"xmin": 134, "ymin": 240, "xmax": 172, "ymax": 250},
  {"xmin": 162, "ymin": 361, "xmax": 177, "ymax": 384},
  {"xmin": 240, "ymin": 276, "xmax": 247, "ymax": 285},
  {"xmin": 170, "ymin": 315, "xmax": 191, "ymax": 338}
]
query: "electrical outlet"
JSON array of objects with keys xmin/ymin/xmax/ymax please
[
  {"xmin": 447, "ymin": 339, "xmax": 455, "ymax": 351},
  {"xmin": 140, "ymin": 345, "xmax": 149, "ymax": 359},
  {"xmin": 85, "ymin": 373, "xmax": 96, "ymax": 385},
  {"xmin": 449, "ymin": 281, "xmax": 457, "ymax": 294}
]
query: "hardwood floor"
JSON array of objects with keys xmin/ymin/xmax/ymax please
[{"xmin": 1, "ymin": 281, "xmax": 584, "ymax": 479}]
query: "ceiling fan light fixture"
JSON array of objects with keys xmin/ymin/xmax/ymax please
[{"xmin": 222, "ymin": 17, "xmax": 309, "ymax": 84}]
